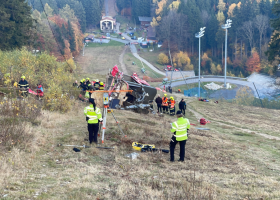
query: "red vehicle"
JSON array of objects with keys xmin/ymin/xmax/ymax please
[{"xmin": 166, "ymin": 65, "xmax": 172, "ymax": 71}]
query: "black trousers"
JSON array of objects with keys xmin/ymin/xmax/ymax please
[
  {"xmin": 162, "ymin": 106, "xmax": 168, "ymax": 113},
  {"xmin": 170, "ymin": 136, "xmax": 187, "ymax": 161},
  {"xmin": 180, "ymin": 108, "xmax": 185, "ymax": 115},
  {"xmin": 157, "ymin": 104, "xmax": 162, "ymax": 113},
  {"xmin": 169, "ymin": 107, "xmax": 175, "ymax": 115},
  {"xmin": 88, "ymin": 123, "xmax": 99, "ymax": 144}
]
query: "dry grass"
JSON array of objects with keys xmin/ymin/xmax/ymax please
[
  {"xmin": 76, "ymin": 46, "xmax": 123, "ymax": 74},
  {"xmin": 1, "ymin": 96, "xmax": 280, "ymax": 199}
]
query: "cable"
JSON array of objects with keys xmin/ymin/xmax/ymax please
[{"xmin": 38, "ymin": 0, "xmax": 73, "ymax": 70}]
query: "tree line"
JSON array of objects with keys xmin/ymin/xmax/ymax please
[
  {"xmin": 116, "ymin": 0, "xmax": 151, "ymax": 23},
  {"xmin": 150, "ymin": 0, "xmax": 277, "ymax": 77},
  {"xmin": 28, "ymin": 0, "xmax": 104, "ymax": 32}
]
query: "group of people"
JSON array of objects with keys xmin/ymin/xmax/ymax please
[
  {"xmin": 155, "ymin": 94, "xmax": 186, "ymax": 116},
  {"xmin": 74, "ymin": 78, "xmax": 105, "ymax": 91},
  {"xmin": 83, "ymin": 96, "xmax": 190, "ymax": 163},
  {"xmin": 15, "ymin": 76, "xmax": 44, "ymax": 97}
]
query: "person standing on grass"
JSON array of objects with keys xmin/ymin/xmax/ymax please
[
  {"xmin": 170, "ymin": 110, "xmax": 190, "ymax": 162},
  {"xmin": 155, "ymin": 94, "xmax": 162, "ymax": 113},
  {"xmin": 84, "ymin": 98, "xmax": 103, "ymax": 145},
  {"xmin": 179, "ymin": 99, "xmax": 186, "ymax": 116}
]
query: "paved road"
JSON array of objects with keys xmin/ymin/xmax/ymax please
[
  {"xmin": 115, "ymin": 26, "xmax": 166, "ymax": 76},
  {"xmin": 168, "ymin": 77, "xmax": 259, "ymax": 97}
]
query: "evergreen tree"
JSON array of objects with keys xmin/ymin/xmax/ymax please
[
  {"xmin": 81, "ymin": 0, "xmax": 101, "ymax": 27},
  {"xmin": 55, "ymin": 25, "xmax": 65, "ymax": 55},
  {"xmin": 0, "ymin": 0, "xmax": 34, "ymax": 50},
  {"xmin": 61, "ymin": 23, "xmax": 67, "ymax": 36},
  {"xmin": 68, "ymin": 20, "xmax": 76, "ymax": 52},
  {"xmin": 266, "ymin": 1, "xmax": 280, "ymax": 64}
]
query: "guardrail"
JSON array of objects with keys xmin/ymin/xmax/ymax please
[{"xmin": 160, "ymin": 75, "xmax": 248, "ymax": 86}]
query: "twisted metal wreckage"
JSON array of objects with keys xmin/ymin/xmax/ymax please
[{"xmin": 104, "ymin": 65, "xmax": 157, "ymax": 114}]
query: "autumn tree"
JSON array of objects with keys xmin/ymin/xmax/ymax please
[
  {"xmin": 173, "ymin": 51, "xmax": 193, "ymax": 70},
  {"xmin": 246, "ymin": 51, "xmax": 261, "ymax": 73},
  {"xmin": 217, "ymin": 64, "xmax": 222, "ymax": 74},
  {"xmin": 157, "ymin": 53, "xmax": 169, "ymax": 65}
]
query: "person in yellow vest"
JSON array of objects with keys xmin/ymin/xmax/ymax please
[
  {"xmin": 170, "ymin": 110, "xmax": 190, "ymax": 162},
  {"xmin": 84, "ymin": 98, "xmax": 103, "ymax": 144},
  {"xmin": 169, "ymin": 96, "xmax": 176, "ymax": 116},
  {"xmin": 162, "ymin": 94, "xmax": 169, "ymax": 114},
  {"xmin": 99, "ymin": 82, "xmax": 104, "ymax": 90}
]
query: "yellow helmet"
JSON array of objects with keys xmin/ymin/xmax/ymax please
[
  {"xmin": 164, "ymin": 94, "xmax": 167, "ymax": 97},
  {"xmin": 83, "ymin": 78, "xmax": 85, "ymax": 82},
  {"xmin": 100, "ymin": 82, "xmax": 104, "ymax": 85},
  {"xmin": 86, "ymin": 78, "xmax": 90, "ymax": 80},
  {"xmin": 80, "ymin": 79, "xmax": 83, "ymax": 82},
  {"xmin": 21, "ymin": 76, "xmax": 25, "ymax": 79},
  {"xmin": 170, "ymin": 96, "xmax": 174, "ymax": 100}
]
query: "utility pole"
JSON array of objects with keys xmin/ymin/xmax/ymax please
[
  {"xmin": 222, "ymin": 19, "xmax": 232, "ymax": 88},
  {"xmin": 195, "ymin": 27, "xmax": 206, "ymax": 98}
]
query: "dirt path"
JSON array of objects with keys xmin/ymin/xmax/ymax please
[
  {"xmin": 187, "ymin": 100, "xmax": 280, "ymax": 141},
  {"xmin": 119, "ymin": 46, "xmax": 128, "ymax": 74}
]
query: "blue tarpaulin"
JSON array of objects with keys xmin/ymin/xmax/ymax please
[{"xmin": 184, "ymin": 87, "xmax": 207, "ymax": 98}]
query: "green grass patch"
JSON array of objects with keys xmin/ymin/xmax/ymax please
[
  {"xmin": 86, "ymin": 40, "xmax": 123, "ymax": 47},
  {"xmin": 124, "ymin": 52, "xmax": 165, "ymax": 79}
]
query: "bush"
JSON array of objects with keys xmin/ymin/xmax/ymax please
[{"xmin": 0, "ymin": 98, "xmax": 41, "ymax": 151}]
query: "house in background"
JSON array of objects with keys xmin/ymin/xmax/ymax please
[
  {"xmin": 146, "ymin": 25, "xmax": 157, "ymax": 43},
  {"xmin": 100, "ymin": 16, "xmax": 116, "ymax": 32},
  {"xmin": 138, "ymin": 16, "xmax": 152, "ymax": 28}
]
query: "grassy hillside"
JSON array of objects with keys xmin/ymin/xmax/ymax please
[{"xmin": 1, "ymin": 92, "xmax": 280, "ymax": 199}]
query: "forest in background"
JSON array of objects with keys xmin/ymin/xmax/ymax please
[{"xmin": 117, "ymin": 0, "xmax": 278, "ymax": 77}]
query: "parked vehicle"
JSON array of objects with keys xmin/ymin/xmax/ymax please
[{"xmin": 131, "ymin": 36, "xmax": 137, "ymax": 40}]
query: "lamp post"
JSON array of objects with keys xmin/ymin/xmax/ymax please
[
  {"xmin": 195, "ymin": 27, "xmax": 206, "ymax": 98},
  {"xmin": 222, "ymin": 19, "xmax": 232, "ymax": 88}
]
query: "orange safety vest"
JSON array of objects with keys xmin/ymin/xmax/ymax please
[
  {"xmin": 162, "ymin": 97, "xmax": 168, "ymax": 106},
  {"xmin": 170, "ymin": 100, "xmax": 175, "ymax": 108}
]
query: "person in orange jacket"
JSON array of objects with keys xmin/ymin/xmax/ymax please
[
  {"xmin": 169, "ymin": 96, "xmax": 176, "ymax": 116},
  {"xmin": 162, "ymin": 94, "xmax": 169, "ymax": 114}
]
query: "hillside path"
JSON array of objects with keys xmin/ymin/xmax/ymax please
[{"xmin": 119, "ymin": 46, "xmax": 128, "ymax": 74}]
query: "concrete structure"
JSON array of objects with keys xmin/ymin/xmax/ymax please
[
  {"xmin": 100, "ymin": 16, "xmax": 116, "ymax": 32},
  {"xmin": 138, "ymin": 16, "xmax": 152, "ymax": 28}
]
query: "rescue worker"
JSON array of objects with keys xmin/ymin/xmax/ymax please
[
  {"xmin": 84, "ymin": 98, "xmax": 103, "ymax": 144},
  {"xmin": 155, "ymin": 94, "xmax": 162, "ymax": 113},
  {"xmin": 85, "ymin": 85, "xmax": 95, "ymax": 99},
  {"xmin": 162, "ymin": 94, "xmax": 169, "ymax": 114},
  {"xmin": 99, "ymin": 82, "xmax": 104, "ymax": 90},
  {"xmin": 169, "ymin": 96, "xmax": 176, "ymax": 116},
  {"xmin": 94, "ymin": 79, "xmax": 100, "ymax": 90},
  {"xmin": 79, "ymin": 79, "xmax": 84, "ymax": 88},
  {"xmin": 81, "ymin": 81, "xmax": 89, "ymax": 91},
  {"xmin": 177, "ymin": 89, "xmax": 181, "ymax": 93},
  {"xmin": 18, "ymin": 76, "xmax": 29, "ymax": 97},
  {"xmin": 170, "ymin": 110, "xmax": 190, "ymax": 162},
  {"xmin": 179, "ymin": 99, "xmax": 186, "ymax": 116},
  {"xmin": 86, "ymin": 78, "xmax": 91, "ymax": 85}
]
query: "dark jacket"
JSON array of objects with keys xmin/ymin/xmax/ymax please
[
  {"xmin": 155, "ymin": 97, "xmax": 162, "ymax": 104},
  {"xmin": 94, "ymin": 82, "xmax": 100, "ymax": 90},
  {"xmin": 179, "ymin": 101, "xmax": 186, "ymax": 110},
  {"xmin": 18, "ymin": 80, "xmax": 29, "ymax": 89}
]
